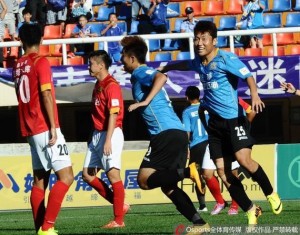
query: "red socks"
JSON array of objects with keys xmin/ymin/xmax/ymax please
[
  {"xmin": 89, "ymin": 177, "xmax": 114, "ymax": 204},
  {"xmin": 30, "ymin": 186, "xmax": 46, "ymax": 232},
  {"xmin": 42, "ymin": 181, "xmax": 69, "ymax": 231},
  {"xmin": 231, "ymin": 199, "xmax": 239, "ymax": 209},
  {"xmin": 112, "ymin": 181, "xmax": 125, "ymax": 224},
  {"xmin": 205, "ymin": 176, "xmax": 225, "ymax": 204}
]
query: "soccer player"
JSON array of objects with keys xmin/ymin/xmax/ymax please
[
  {"xmin": 120, "ymin": 35, "xmax": 210, "ymax": 233},
  {"xmin": 82, "ymin": 50, "xmax": 129, "ymax": 229},
  {"xmin": 13, "ymin": 23, "xmax": 74, "ymax": 235},
  {"xmin": 159, "ymin": 21, "xmax": 282, "ymax": 225}
]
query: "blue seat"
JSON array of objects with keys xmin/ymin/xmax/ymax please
[
  {"xmin": 128, "ymin": 20, "xmax": 139, "ymax": 35},
  {"xmin": 167, "ymin": 2, "xmax": 180, "ymax": 18},
  {"xmin": 173, "ymin": 18, "xmax": 184, "ymax": 33},
  {"xmin": 197, "ymin": 17, "xmax": 214, "ymax": 22},
  {"xmin": 216, "ymin": 36, "xmax": 228, "ymax": 48},
  {"xmin": 218, "ymin": 16, "xmax": 237, "ymax": 30},
  {"xmin": 154, "ymin": 52, "xmax": 172, "ymax": 62},
  {"xmin": 149, "ymin": 39, "xmax": 160, "ymax": 52},
  {"xmin": 176, "ymin": 52, "xmax": 191, "ymax": 61},
  {"xmin": 107, "ymin": 0, "xmax": 126, "ymax": 5},
  {"xmin": 118, "ymin": 4, "xmax": 131, "ymax": 20},
  {"xmin": 96, "ymin": 6, "xmax": 116, "ymax": 21},
  {"xmin": 92, "ymin": 0, "xmax": 104, "ymax": 6},
  {"xmin": 117, "ymin": 21, "xmax": 127, "ymax": 34},
  {"xmin": 271, "ymin": 0, "xmax": 291, "ymax": 12},
  {"xmin": 294, "ymin": 0, "xmax": 300, "ymax": 10},
  {"xmin": 162, "ymin": 38, "xmax": 179, "ymax": 51},
  {"xmin": 284, "ymin": 12, "xmax": 300, "ymax": 27},
  {"xmin": 263, "ymin": 13, "xmax": 282, "ymax": 28},
  {"xmin": 89, "ymin": 23, "xmax": 104, "ymax": 36}
]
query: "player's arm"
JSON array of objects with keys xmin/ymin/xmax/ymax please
[
  {"xmin": 246, "ymin": 76, "xmax": 265, "ymax": 113},
  {"xmin": 104, "ymin": 112, "xmax": 117, "ymax": 156},
  {"xmin": 128, "ymin": 72, "xmax": 167, "ymax": 112},
  {"xmin": 280, "ymin": 82, "xmax": 300, "ymax": 96},
  {"xmin": 41, "ymin": 89, "xmax": 57, "ymax": 146}
]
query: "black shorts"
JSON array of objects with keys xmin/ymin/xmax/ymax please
[
  {"xmin": 207, "ymin": 114, "xmax": 255, "ymax": 161},
  {"xmin": 189, "ymin": 140, "xmax": 209, "ymax": 166},
  {"xmin": 140, "ymin": 129, "xmax": 188, "ymax": 170}
]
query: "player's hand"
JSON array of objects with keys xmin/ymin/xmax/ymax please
[
  {"xmin": 49, "ymin": 127, "xmax": 57, "ymax": 146},
  {"xmin": 128, "ymin": 103, "xmax": 139, "ymax": 112},
  {"xmin": 280, "ymin": 82, "xmax": 296, "ymax": 94},
  {"xmin": 251, "ymin": 95, "xmax": 265, "ymax": 113},
  {"xmin": 103, "ymin": 140, "xmax": 112, "ymax": 156}
]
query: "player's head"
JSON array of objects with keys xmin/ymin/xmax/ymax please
[
  {"xmin": 193, "ymin": 21, "xmax": 217, "ymax": 57},
  {"xmin": 120, "ymin": 36, "xmax": 148, "ymax": 74},
  {"xmin": 88, "ymin": 50, "xmax": 112, "ymax": 77},
  {"xmin": 185, "ymin": 86, "xmax": 200, "ymax": 101},
  {"xmin": 19, "ymin": 23, "xmax": 42, "ymax": 51}
]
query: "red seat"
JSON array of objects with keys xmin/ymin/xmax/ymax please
[
  {"xmin": 202, "ymin": 0, "xmax": 224, "ymax": 16},
  {"xmin": 51, "ymin": 44, "xmax": 71, "ymax": 57},
  {"xmin": 285, "ymin": 44, "xmax": 300, "ymax": 55},
  {"xmin": 63, "ymin": 24, "xmax": 77, "ymax": 38},
  {"xmin": 263, "ymin": 46, "xmax": 285, "ymax": 56},
  {"xmin": 224, "ymin": 0, "xmax": 243, "ymax": 14},
  {"xmin": 244, "ymin": 48, "xmax": 263, "ymax": 57},
  {"xmin": 276, "ymin": 32, "xmax": 295, "ymax": 45},
  {"xmin": 182, "ymin": 1, "xmax": 202, "ymax": 17},
  {"xmin": 262, "ymin": 34, "xmax": 272, "ymax": 46},
  {"xmin": 67, "ymin": 56, "xmax": 84, "ymax": 65},
  {"xmin": 46, "ymin": 57, "xmax": 62, "ymax": 66},
  {"xmin": 3, "ymin": 46, "xmax": 19, "ymax": 58},
  {"xmin": 39, "ymin": 45, "xmax": 50, "ymax": 56},
  {"xmin": 43, "ymin": 25, "xmax": 62, "ymax": 39}
]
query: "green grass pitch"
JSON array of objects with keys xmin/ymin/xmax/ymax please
[{"xmin": 0, "ymin": 201, "xmax": 299, "ymax": 235}]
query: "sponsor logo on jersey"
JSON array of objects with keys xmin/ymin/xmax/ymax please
[
  {"xmin": 239, "ymin": 67, "xmax": 250, "ymax": 76},
  {"xmin": 112, "ymin": 99, "xmax": 119, "ymax": 106}
]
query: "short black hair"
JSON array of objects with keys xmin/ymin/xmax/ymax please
[
  {"xmin": 22, "ymin": 7, "xmax": 32, "ymax": 15},
  {"xmin": 185, "ymin": 86, "xmax": 200, "ymax": 100},
  {"xmin": 120, "ymin": 36, "xmax": 148, "ymax": 64},
  {"xmin": 89, "ymin": 50, "xmax": 112, "ymax": 69},
  {"xmin": 19, "ymin": 24, "xmax": 42, "ymax": 50},
  {"xmin": 194, "ymin": 21, "xmax": 217, "ymax": 39}
]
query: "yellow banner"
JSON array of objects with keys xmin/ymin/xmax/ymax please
[{"xmin": 0, "ymin": 144, "xmax": 275, "ymax": 210}]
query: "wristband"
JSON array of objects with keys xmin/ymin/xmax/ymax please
[{"xmin": 293, "ymin": 89, "xmax": 297, "ymax": 95}]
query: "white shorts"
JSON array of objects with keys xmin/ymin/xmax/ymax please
[
  {"xmin": 84, "ymin": 127, "xmax": 124, "ymax": 172},
  {"xmin": 202, "ymin": 145, "xmax": 240, "ymax": 170},
  {"xmin": 28, "ymin": 128, "xmax": 72, "ymax": 172}
]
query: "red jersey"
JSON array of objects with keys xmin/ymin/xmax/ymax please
[
  {"xmin": 13, "ymin": 53, "xmax": 59, "ymax": 137},
  {"xmin": 91, "ymin": 74, "xmax": 124, "ymax": 131}
]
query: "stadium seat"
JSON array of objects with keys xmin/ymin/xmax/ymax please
[
  {"xmin": 202, "ymin": 0, "xmax": 224, "ymax": 16},
  {"xmin": 92, "ymin": 0, "xmax": 104, "ymax": 6},
  {"xmin": 244, "ymin": 48, "xmax": 263, "ymax": 57},
  {"xmin": 128, "ymin": 20, "xmax": 139, "ymax": 35},
  {"xmin": 38, "ymin": 45, "xmax": 50, "ymax": 56},
  {"xmin": 217, "ymin": 16, "xmax": 237, "ymax": 30},
  {"xmin": 107, "ymin": 0, "xmax": 125, "ymax": 5},
  {"xmin": 3, "ymin": 28, "xmax": 11, "ymax": 40},
  {"xmin": 285, "ymin": 44, "xmax": 300, "ymax": 55},
  {"xmin": 43, "ymin": 25, "xmax": 62, "ymax": 39},
  {"xmin": 149, "ymin": 39, "xmax": 160, "ymax": 52},
  {"xmin": 283, "ymin": 12, "xmax": 300, "ymax": 27},
  {"xmin": 176, "ymin": 51, "xmax": 191, "ymax": 60},
  {"xmin": 51, "ymin": 44, "xmax": 71, "ymax": 57},
  {"xmin": 67, "ymin": 56, "xmax": 84, "ymax": 65},
  {"xmin": 118, "ymin": 3, "xmax": 131, "ymax": 20},
  {"xmin": 96, "ymin": 6, "xmax": 116, "ymax": 21},
  {"xmin": 63, "ymin": 23, "xmax": 77, "ymax": 38},
  {"xmin": 154, "ymin": 52, "xmax": 172, "ymax": 62},
  {"xmin": 162, "ymin": 38, "xmax": 180, "ymax": 51},
  {"xmin": 263, "ymin": 46, "xmax": 285, "ymax": 56},
  {"xmin": 270, "ymin": 0, "xmax": 291, "ymax": 12},
  {"xmin": 46, "ymin": 57, "xmax": 61, "ymax": 66},
  {"xmin": 3, "ymin": 46, "xmax": 19, "ymax": 58},
  {"xmin": 172, "ymin": 17, "xmax": 184, "ymax": 33},
  {"xmin": 216, "ymin": 36, "xmax": 228, "ymax": 48},
  {"xmin": 89, "ymin": 23, "xmax": 103, "ymax": 36},
  {"xmin": 263, "ymin": 13, "xmax": 282, "ymax": 28},
  {"xmin": 197, "ymin": 17, "xmax": 214, "ymax": 22},
  {"xmin": 117, "ymin": 21, "xmax": 127, "ymax": 33},
  {"xmin": 224, "ymin": 0, "xmax": 242, "ymax": 14},
  {"xmin": 276, "ymin": 33, "xmax": 294, "ymax": 45},
  {"xmin": 182, "ymin": 1, "xmax": 202, "ymax": 17},
  {"xmin": 167, "ymin": 2, "xmax": 180, "ymax": 18},
  {"xmin": 294, "ymin": 0, "xmax": 300, "ymax": 10},
  {"xmin": 262, "ymin": 34, "xmax": 272, "ymax": 46},
  {"xmin": 223, "ymin": 47, "xmax": 244, "ymax": 56}
]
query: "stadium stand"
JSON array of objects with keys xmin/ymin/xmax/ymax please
[
  {"xmin": 181, "ymin": 1, "xmax": 202, "ymax": 17},
  {"xmin": 92, "ymin": 0, "xmax": 105, "ymax": 6},
  {"xmin": 149, "ymin": 39, "xmax": 161, "ymax": 52},
  {"xmin": 153, "ymin": 51, "xmax": 172, "ymax": 61},
  {"xmin": 201, "ymin": 0, "xmax": 224, "ymax": 16},
  {"xmin": 216, "ymin": 36, "xmax": 228, "ymax": 48},
  {"xmin": 96, "ymin": 6, "xmax": 116, "ymax": 21},
  {"xmin": 224, "ymin": 0, "xmax": 243, "ymax": 15},
  {"xmin": 244, "ymin": 48, "xmax": 263, "ymax": 57},
  {"xmin": 217, "ymin": 15, "xmax": 237, "ymax": 30},
  {"xmin": 67, "ymin": 56, "xmax": 84, "ymax": 65},
  {"xmin": 46, "ymin": 57, "xmax": 62, "ymax": 66},
  {"xmin": 285, "ymin": 44, "xmax": 300, "ymax": 55},
  {"xmin": 270, "ymin": 0, "xmax": 292, "ymax": 12},
  {"xmin": 283, "ymin": 12, "xmax": 300, "ymax": 27},
  {"xmin": 263, "ymin": 13, "xmax": 282, "ymax": 28},
  {"xmin": 162, "ymin": 38, "xmax": 180, "ymax": 51},
  {"xmin": 167, "ymin": 2, "xmax": 180, "ymax": 18},
  {"xmin": 294, "ymin": 0, "xmax": 300, "ymax": 10},
  {"xmin": 43, "ymin": 25, "xmax": 63, "ymax": 39},
  {"xmin": 263, "ymin": 46, "xmax": 286, "ymax": 56},
  {"xmin": 276, "ymin": 32, "xmax": 295, "ymax": 45},
  {"xmin": 38, "ymin": 45, "xmax": 51, "ymax": 57},
  {"xmin": 176, "ymin": 51, "xmax": 191, "ymax": 60},
  {"xmin": 64, "ymin": 24, "xmax": 77, "ymax": 38}
]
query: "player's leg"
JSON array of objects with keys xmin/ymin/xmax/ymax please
[
  {"xmin": 228, "ymin": 165, "xmax": 239, "ymax": 215},
  {"xmin": 82, "ymin": 130, "xmax": 113, "ymax": 203}
]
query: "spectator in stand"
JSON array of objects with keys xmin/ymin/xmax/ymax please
[
  {"xmin": 238, "ymin": 0, "xmax": 265, "ymax": 48},
  {"xmin": 17, "ymin": 0, "xmax": 26, "ymax": 23},
  {"xmin": 26, "ymin": 0, "xmax": 46, "ymax": 30},
  {"xmin": 71, "ymin": 14, "xmax": 98, "ymax": 63},
  {"xmin": 3, "ymin": 0, "xmax": 17, "ymax": 40},
  {"xmin": 0, "ymin": 0, "xmax": 7, "ymax": 67},
  {"xmin": 46, "ymin": 0, "xmax": 67, "ymax": 35},
  {"xmin": 180, "ymin": 7, "xmax": 198, "ymax": 52},
  {"xmin": 70, "ymin": 0, "xmax": 93, "ymax": 23},
  {"xmin": 132, "ymin": 0, "xmax": 151, "ymax": 21},
  {"xmin": 101, "ymin": 13, "xmax": 126, "ymax": 63},
  {"xmin": 281, "ymin": 82, "xmax": 300, "ymax": 96}
]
